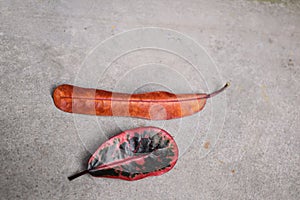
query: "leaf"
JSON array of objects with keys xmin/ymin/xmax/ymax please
[
  {"xmin": 68, "ymin": 126, "xmax": 179, "ymax": 181},
  {"xmin": 53, "ymin": 83, "xmax": 229, "ymax": 120}
]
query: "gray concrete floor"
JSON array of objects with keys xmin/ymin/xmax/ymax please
[{"xmin": 1, "ymin": 0, "xmax": 300, "ymax": 199}]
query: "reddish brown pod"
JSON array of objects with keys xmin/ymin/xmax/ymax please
[
  {"xmin": 68, "ymin": 127, "xmax": 178, "ymax": 181},
  {"xmin": 53, "ymin": 82, "xmax": 229, "ymax": 120}
]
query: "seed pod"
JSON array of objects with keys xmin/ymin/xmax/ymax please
[{"xmin": 68, "ymin": 127, "xmax": 179, "ymax": 181}]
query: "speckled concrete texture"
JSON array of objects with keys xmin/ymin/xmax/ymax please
[{"xmin": 1, "ymin": 0, "xmax": 300, "ymax": 199}]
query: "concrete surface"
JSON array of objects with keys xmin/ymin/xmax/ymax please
[{"xmin": 1, "ymin": 0, "xmax": 300, "ymax": 199}]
